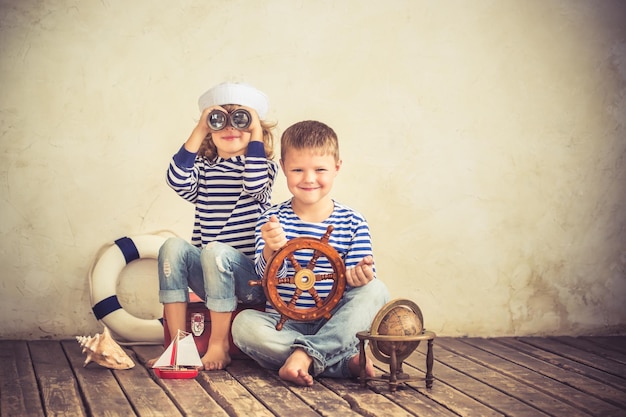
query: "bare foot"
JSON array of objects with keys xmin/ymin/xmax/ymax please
[
  {"xmin": 348, "ymin": 353, "xmax": 376, "ymax": 378},
  {"xmin": 279, "ymin": 348, "xmax": 314, "ymax": 386},
  {"xmin": 201, "ymin": 343, "xmax": 231, "ymax": 371}
]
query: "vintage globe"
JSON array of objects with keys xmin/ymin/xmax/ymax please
[
  {"xmin": 370, "ymin": 299, "xmax": 424, "ymax": 362},
  {"xmin": 377, "ymin": 305, "xmax": 423, "ymax": 356}
]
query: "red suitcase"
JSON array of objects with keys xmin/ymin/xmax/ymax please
[{"xmin": 163, "ymin": 292, "xmax": 264, "ymax": 358}]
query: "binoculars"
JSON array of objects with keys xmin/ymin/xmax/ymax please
[{"xmin": 207, "ymin": 109, "xmax": 252, "ymax": 131}]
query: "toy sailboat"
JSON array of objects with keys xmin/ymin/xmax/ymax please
[{"xmin": 152, "ymin": 329, "xmax": 202, "ymax": 379}]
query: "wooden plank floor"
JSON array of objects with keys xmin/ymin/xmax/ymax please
[{"xmin": 1, "ymin": 336, "xmax": 625, "ymax": 416}]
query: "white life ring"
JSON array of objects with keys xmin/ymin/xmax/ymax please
[{"xmin": 90, "ymin": 234, "xmax": 169, "ymax": 344}]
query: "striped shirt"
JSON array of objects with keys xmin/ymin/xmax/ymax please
[
  {"xmin": 255, "ymin": 199, "xmax": 377, "ymax": 314},
  {"xmin": 166, "ymin": 141, "xmax": 278, "ymax": 258}
]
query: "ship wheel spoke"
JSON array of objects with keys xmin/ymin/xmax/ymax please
[
  {"xmin": 277, "ymin": 276, "xmax": 295, "ymax": 285},
  {"xmin": 287, "ymin": 253, "xmax": 302, "ymax": 271},
  {"xmin": 307, "ymin": 287, "xmax": 324, "ymax": 308},
  {"xmin": 315, "ymin": 273, "xmax": 335, "ymax": 282},
  {"xmin": 287, "ymin": 289, "xmax": 303, "ymax": 308},
  {"xmin": 320, "ymin": 226, "xmax": 334, "ymax": 244},
  {"xmin": 306, "ymin": 250, "xmax": 323, "ymax": 270}
]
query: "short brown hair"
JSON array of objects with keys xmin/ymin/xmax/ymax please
[{"xmin": 280, "ymin": 120, "xmax": 340, "ymax": 161}]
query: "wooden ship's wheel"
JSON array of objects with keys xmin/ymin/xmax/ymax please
[{"xmin": 249, "ymin": 225, "xmax": 346, "ymax": 330}]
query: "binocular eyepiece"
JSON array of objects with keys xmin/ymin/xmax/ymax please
[{"xmin": 207, "ymin": 108, "xmax": 252, "ymax": 131}]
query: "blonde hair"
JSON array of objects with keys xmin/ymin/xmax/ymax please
[
  {"xmin": 198, "ymin": 105, "xmax": 276, "ymax": 160},
  {"xmin": 280, "ymin": 120, "xmax": 340, "ymax": 162}
]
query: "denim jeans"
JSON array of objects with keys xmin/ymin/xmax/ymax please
[
  {"xmin": 231, "ymin": 278, "xmax": 390, "ymax": 378},
  {"xmin": 158, "ymin": 237, "xmax": 265, "ymax": 311}
]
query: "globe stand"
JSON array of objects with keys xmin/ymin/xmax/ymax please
[{"xmin": 357, "ymin": 299, "xmax": 436, "ymax": 392}]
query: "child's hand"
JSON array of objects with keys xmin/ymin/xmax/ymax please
[
  {"xmin": 346, "ymin": 255, "xmax": 375, "ymax": 287},
  {"xmin": 261, "ymin": 215, "xmax": 287, "ymax": 254},
  {"xmin": 184, "ymin": 106, "xmax": 221, "ymax": 153}
]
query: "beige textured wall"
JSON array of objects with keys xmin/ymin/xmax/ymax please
[{"xmin": 1, "ymin": 0, "xmax": 625, "ymax": 339}]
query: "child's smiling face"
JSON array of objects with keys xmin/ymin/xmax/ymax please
[
  {"xmin": 212, "ymin": 126, "xmax": 252, "ymax": 159},
  {"xmin": 281, "ymin": 147, "xmax": 341, "ymax": 209}
]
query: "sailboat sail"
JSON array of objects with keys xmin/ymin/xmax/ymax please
[
  {"xmin": 174, "ymin": 333, "xmax": 203, "ymax": 367},
  {"xmin": 153, "ymin": 337, "xmax": 176, "ymax": 368},
  {"xmin": 153, "ymin": 330, "xmax": 202, "ymax": 378}
]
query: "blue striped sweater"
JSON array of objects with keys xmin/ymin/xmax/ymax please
[
  {"xmin": 255, "ymin": 199, "xmax": 377, "ymax": 314},
  {"xmin": 166, "ymin": 141, "xmax": 278, "ymax": 258}
]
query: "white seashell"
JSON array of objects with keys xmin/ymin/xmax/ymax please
[{"xmin": 76, "ymin": 326, "xmax": 135, "ymax": 369}]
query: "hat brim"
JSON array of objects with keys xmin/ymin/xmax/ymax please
[{"xmin": 198, "ymin": 82, "xmax": 269, "ymax": 119}]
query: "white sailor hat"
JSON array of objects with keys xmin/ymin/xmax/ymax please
[{"xmin": 198, "ymin": 82, "xmax": 269, "ymax": 119}]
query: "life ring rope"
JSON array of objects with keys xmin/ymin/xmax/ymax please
[{"xmin": 88, "ymin": 230, "xmax": 177, "ymax": 345}]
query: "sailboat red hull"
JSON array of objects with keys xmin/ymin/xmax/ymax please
[{"xmin": 154, "ymin": 368, "xmax": 199, "ymax": 379}]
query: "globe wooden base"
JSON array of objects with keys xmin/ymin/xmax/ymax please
[{"xmin": 356, "ymin": 330, "xmax": 436, "ymax": 392}]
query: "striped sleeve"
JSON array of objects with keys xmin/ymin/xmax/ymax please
[
  {"xmin": 165, "ymin": 145, "xmax": 200, "ymax": 203},
  {"xmin": 243, "ymin": 141, "xmax": 278, "ymax": 206}
]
